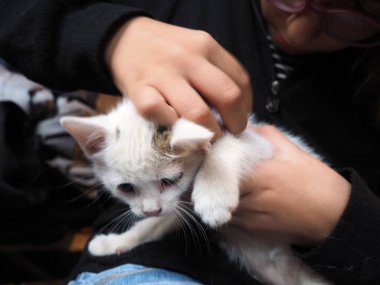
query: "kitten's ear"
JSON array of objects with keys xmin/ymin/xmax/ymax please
[
  {"xmin": 60, "ymin": 116, "xmax": 108, "ymax": 158},
  {"xmin": 170, "ymin": 119, "xmax": 214, "ymax": 151}
]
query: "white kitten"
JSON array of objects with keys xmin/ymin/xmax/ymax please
[{"xmin": 61, "ymin": 99, "xmax": 329, "ymax": 285}]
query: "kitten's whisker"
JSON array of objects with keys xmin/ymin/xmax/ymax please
[
  {"xmin": 59, "ymin": 181, "xmax": 103, "ymax": 205},
  {"xmin": 92, "ymin": 188, "xmax": 109, "ymax": 203},
  {"xmin": 95, "ymin": 190, "xmax": 116, "ymax": 208},
  {"xmin": 110, "ymin": 210, "xmax": 130, "ymax": 233},
  {"xmin": 173, "ymin": 209, "xmax": 190, "ymax": 252},
  {"xmin": 81, "ymin": 188, "xmax": 109, "ymax": 208},
  {"xmin": 116, "ymin": 209, "xmax": 138, "ymax": 233},
  {"xmin": 96, "ymin": 206, "xmax": 131, "ymax": 234},
  {"xmin": 119, "ymin": 213, "xmax": 131, "ymax": 233},
  {"xmin": 54, "ymin": 174, "xmax": 99, "ymax": 189},
  {"xmin": 178, "ymin": 202, "xmax": 210, "ymax": 251},
  {"xmin": 176, "ymin": 204, "xmax": 210, "ymax": 254},
  {"xmin": 177, "ymin": 209, "xmax": 205, "ymax": 254},
  {"xmin": 179, "ymin": 205, "xmax": 209, "ymax": 246},
  {"xmin": 178, "ymin": 200, "xmax": 192, "ymax": 206},
  {"xmin": 124, "ymin": 211, "xmax": 140, "ymax": 233},
  {"xmin": 174, "ymin": 206, "xmax": 198, "ymax": 243}
]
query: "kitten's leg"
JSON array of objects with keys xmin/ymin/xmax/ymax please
[
  {"xmin": 89, "ymin": 214, "xmax": 176, "ymax": 256},
  {"xmin": 220, "ymin": 226, "xmax": 290, "ymax": 285},
  {"xmin": 221, "ymin": 227, "xmax": 330, "ymax": 285},
  {"xmin": 192, "ymin": 131, "xmax": 272, "ymax": 228}
]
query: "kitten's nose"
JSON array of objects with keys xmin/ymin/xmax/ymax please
[{"xmin": 143, "ymin": 208, "xmax": 162, "ymax": 217}]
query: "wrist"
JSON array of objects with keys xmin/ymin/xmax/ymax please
[
  {"xmin": 105, "ymin": 16, "xmax": 150, "ymax": 78},
  {"xmin": 312, "ymin": 168, "xmax": 352, "ymax": 244}
]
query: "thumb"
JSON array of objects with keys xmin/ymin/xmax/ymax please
[{"xmin": 248, "ymin": 124, "xmax": 305, "ymax": 158}]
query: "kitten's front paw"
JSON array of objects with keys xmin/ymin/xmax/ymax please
[
  {"xmin": 88, "ymin": 233, "xmax": 136, "ymax": 256},
  {"xmin": 192, "ymin": 180, "xmax": 239, "ymax": 228},
  {"xmin": 194, "ymin": 199, "xmax": 233, "ymax": 228}
]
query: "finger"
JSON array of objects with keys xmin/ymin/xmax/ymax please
[
  {"xmin": 186, "ymin": 31, "xmax": 251, "ymax": 110},
  {"xmin": 251, "ymin": 125, "xmax": 284, "ymax": 141},
  {"xmin": 249, "ymin": 125, "xmax": 308, "ymax": 159},
  {"xmin": 187, "ymin": 59, "xmax": 249, "ymax": 134},
  {"xmin": 157, "ymin": 75, "xmax": 222, "ymax": 138},
  {"xmin": 250, "ymin": 125, "xmax": 300, "ymax": 151},
  {"xmin": 209, "ymin": 47, "xmax": 253, "ymax": 115},
  {"xmin": 127, "ymin": 85, "xmax": 179, "ymax": 126}
]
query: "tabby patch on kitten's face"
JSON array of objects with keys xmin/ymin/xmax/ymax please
[{"xmin": 60, "ymin": 100, "xmax": 213, "ymax": 218}]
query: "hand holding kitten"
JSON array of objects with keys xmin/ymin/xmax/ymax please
[
  {"xmin": 232, "ymin": 125, "xmax": 351, "ymax": 246},
  {"xmin": 105, "ymin": 16, "xmax": 252, "ymax": 138}
]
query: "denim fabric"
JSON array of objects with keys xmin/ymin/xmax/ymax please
[{"xmin": 68, "ymin": 263, "xmax": 204, "ymax": 285}]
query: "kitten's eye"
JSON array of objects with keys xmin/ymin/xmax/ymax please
[
  {"xmin": 160, "ymin": 172, "xmax": 183, "ymax": 189},
  {"xmin": 117, "ymin": 183, "xmax": 134, "ymax": 194}
]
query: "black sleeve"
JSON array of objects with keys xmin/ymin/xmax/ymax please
[
  {"xmin": 0, "ymin": 1, "xmax": 151, "ymax": 94},
  {"xmin": 294, "ymin": 168, "xmax": 380, "ymax": 284}
]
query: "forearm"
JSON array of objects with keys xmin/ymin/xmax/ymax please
[
  {"xmin": 0, "ymin": 0, "xmax": 150, "ymax": 93},
  {"xmin": 294, "ymin": 168, "xmax": 380, "ymax": 284}
]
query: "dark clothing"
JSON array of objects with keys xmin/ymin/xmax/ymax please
[{"xmin": 0, "ymin": 0, "xmax": 380, "ymax": 284}]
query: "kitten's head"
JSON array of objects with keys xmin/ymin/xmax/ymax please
[{"xmin": 60, "ymin": 100, "xmax": 213, "ymax": 218}]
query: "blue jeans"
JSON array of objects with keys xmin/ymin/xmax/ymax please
[{"xmin": 68, "ymin": 263, "xmax": 204, "ymax": 285}]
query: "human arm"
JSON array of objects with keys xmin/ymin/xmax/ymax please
[
  {"xmin": 105, "ymin": 16, "xmax": 251, "ymax": 136},
  {"xmin": 0, "ymin": 0, "xmax": 150, "ymax": 93},
  {"xmin": 232, "ymin": 125, "xmax": 380, "ymax": 284},
  {"xmin": 0, "ymin": 1, "xmax": 252, "ymax": 136}
]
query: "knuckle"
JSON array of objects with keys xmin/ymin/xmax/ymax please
[
  {"xmin": 221, "ymin": 83, "xmax": 242, "ymax": 107},
  {"xmin": 166, "ymin": 45, "xmax": 188, "ymax": 62},
  {"xmin": 137, "ymin": 96, "xmax": 162, "ymax": 118},
  {"xmin": 193, "ymin": 30, "xmax": 215, "ymax": 52},
  {"xmin": 185, "ymin": 105, "xmax": 210, "ymax": 124}
]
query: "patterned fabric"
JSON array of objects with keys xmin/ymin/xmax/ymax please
[
  {"xmin": 265, "ymin": 34, "xmax": 298, "ymax": 83},
  {"xmin": 0, "ymin": 63, "xmax": 99, "ymax": 194}
]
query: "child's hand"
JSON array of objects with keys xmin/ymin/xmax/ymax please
[
  {"xmin": 105, "ymin": 16, "xmax": 252, "ymax": 138},
  {"xmin": 232, "ymin": 125, "xmax": 351, "ymax": 246}
]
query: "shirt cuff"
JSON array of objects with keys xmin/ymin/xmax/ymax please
[
  {"xmin": 56, "ymin": 3, "xmax": 151, "ymax": 94},
  {"xmin": 293, "ymin": 168, "xmax": 380, "ymax": 284}
]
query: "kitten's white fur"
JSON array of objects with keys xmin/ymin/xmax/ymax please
[{"xmin": 61, "ymin": 99, "xmax": 329, "ymax": 285}]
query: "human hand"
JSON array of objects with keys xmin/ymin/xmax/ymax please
[
  {"xmin": 231, "ymin": 125, "xmax": 351, "ymax": 246},
  {"xmin": 105, "ymin": 16, "xmax": 252, "ymax": 138}
]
